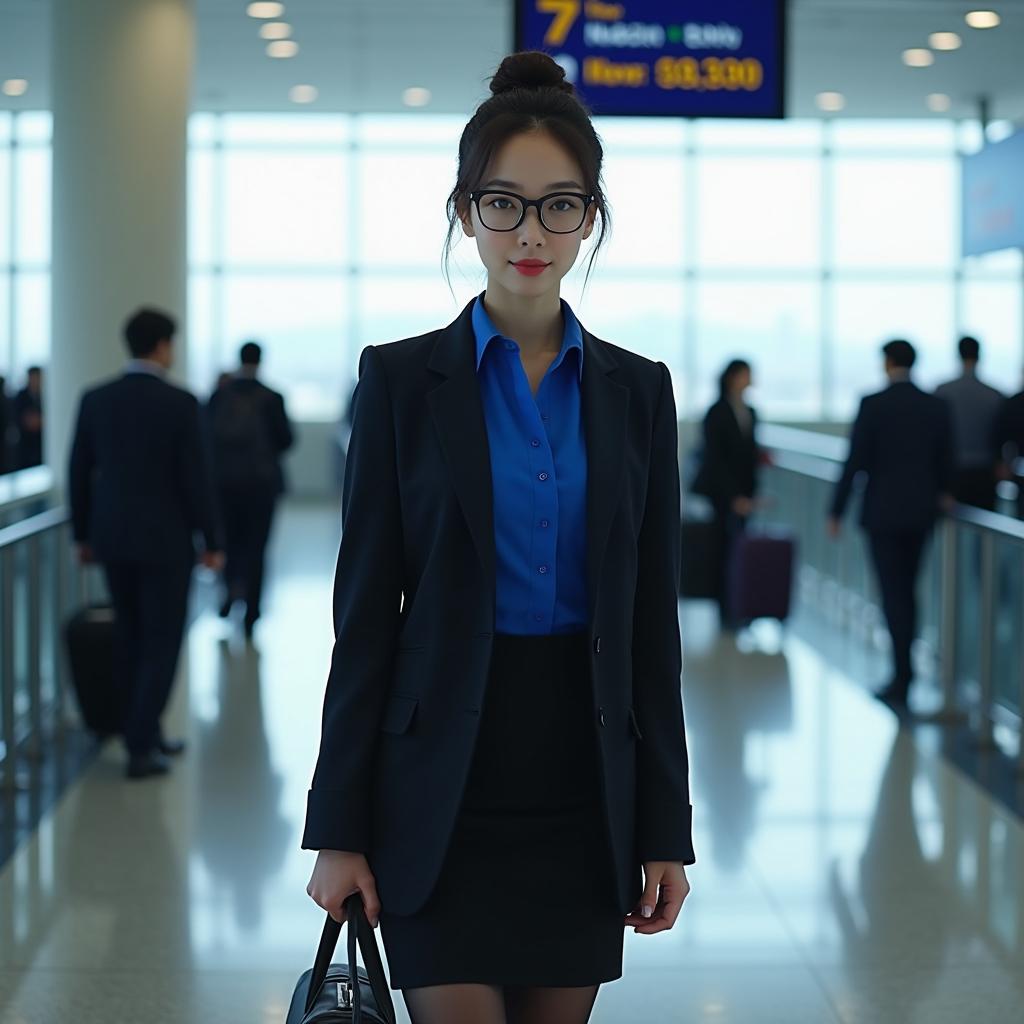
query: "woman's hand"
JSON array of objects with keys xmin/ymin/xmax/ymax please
[
  {"xmin": 624, "ymin": 862, "xmax": 690, "ymax": 934},
  {"xmin": 306, "ymin": 850, "xmax": 381, "ymax": 927},
  {"xmin": 732, "ymin": 496, "xmax": 754, "ymax": 518}
]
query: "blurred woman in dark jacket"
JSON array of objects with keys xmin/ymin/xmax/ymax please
[{"xmin": 692, "ymin": 360, "xmax": 760, "ymax": 627}]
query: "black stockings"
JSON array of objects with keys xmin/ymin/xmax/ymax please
[{"xmin": 402, "ymin": 983, "xmax": 600, "ymax": 1024}]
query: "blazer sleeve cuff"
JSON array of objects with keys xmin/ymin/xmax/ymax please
[
  {"xmin": 301, "ymin": 788, "xmax": 371, "ymax": 854},
  {"xmin": 637, "ymin": 803, "xmax": 696, "ymax": 865}
]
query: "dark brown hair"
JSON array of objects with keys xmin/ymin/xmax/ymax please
[{"xmin": 443, "ymin": 51, "xmax": 611, "ymax": 290}]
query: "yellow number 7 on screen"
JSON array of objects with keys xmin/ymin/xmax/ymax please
[{"xmin": 537, "ymin": 0, "xmax": 581, "ymax": 47}]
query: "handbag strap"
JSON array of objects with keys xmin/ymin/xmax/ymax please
[{"xmin": 304, "ymin": 893, "xmax": 395, "ymax": 1023}]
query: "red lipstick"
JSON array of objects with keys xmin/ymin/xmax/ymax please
[{"xmin": 511, "ymin": 259, "xmax": 551, "ymax": 277}]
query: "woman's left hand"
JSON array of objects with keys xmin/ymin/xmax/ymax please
[{"xmin": 624, "ymin": 862, "xmax": 690, "ymax": 934}]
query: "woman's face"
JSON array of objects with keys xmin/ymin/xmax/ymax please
[
  {"xmin": 729, "ymin": 368, "xmax": 753, "ymax": 395},
  {"xmin": 460, "ymin": 130, "xmax": 597, "ymax": 300}
]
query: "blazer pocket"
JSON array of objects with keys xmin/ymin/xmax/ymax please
[
  {"xmin": 381, "ymin": 694, "xmax": 419, "ymax": 735},
  {"xmin": 628, "ymin": 707, "xmax": 644, "ymax": 741}
]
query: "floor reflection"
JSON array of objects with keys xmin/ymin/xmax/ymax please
[{"xmin": 194, "ymin": 639, "xmax": 290, "ymax": 935}]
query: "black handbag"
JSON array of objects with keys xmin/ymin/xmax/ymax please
[{"xmin": 285, "ymin": 894, "xmax": 396, "ymax": 1024}]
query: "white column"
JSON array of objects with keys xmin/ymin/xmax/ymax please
[{"xmin": 48, "ymin": 0, "xmax": 194, "ymax": 484}]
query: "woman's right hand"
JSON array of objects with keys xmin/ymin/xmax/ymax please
[{"xmin": 306, "ymin": 850, "xmax": 381, "ymax": 927}]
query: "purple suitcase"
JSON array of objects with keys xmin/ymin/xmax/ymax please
[{"xmin": 727, "ymin": 529, "xmax": 797, "ymax": 622}]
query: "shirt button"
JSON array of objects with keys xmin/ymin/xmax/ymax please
[
  {"xmin": 534, "ymin": 613, "xmax": 543, "ymax": 622},
  {"xmin": 504, "ymin": 341, "xmax": 516, "ymax": 351},
  {"xmin": 538, "ymin": 565, "xmax": 548, "ymax": 574},
  {"xmin": 530, "ymin": 439, "xmax": 541, "ymax": 447},
  {"xmin": 538, "ymin": 472, "xmax": 549, "ymax": 481},
  {"xmin": 539, "ymin": 519, "xmax": 549, "ymax": 528}
]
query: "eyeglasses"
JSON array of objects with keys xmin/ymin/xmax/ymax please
[{"xmin": 468, "ymin": 189, "xmax": 595, "ymax": 234}]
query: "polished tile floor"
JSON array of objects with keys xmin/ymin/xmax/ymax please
[{"xmin": 1, "ymin": 502, "xmax": 1022, "ymax": 1023}]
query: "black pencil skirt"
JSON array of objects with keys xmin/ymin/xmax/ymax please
[{"xmin": 379, "ymin": 631, "xmax": 625, "ymax": 990}]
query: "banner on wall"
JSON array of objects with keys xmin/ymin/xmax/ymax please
[
  {"xmin": 514, "ymin": 0, "xmax": 787, "ymax": 118},
  {"xmin": 962, "ymin": 130, "xmax": 1024, "ymax": 258}
]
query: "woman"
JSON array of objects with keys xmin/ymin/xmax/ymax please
[
  {"xmin": 304, "ymin": 52, "xmax": 695, "ymax": 1024},
  {"xmin": 693, "ymin": 359, "xmax": 759, "ymax": 628}
]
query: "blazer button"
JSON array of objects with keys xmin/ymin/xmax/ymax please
[
  {"xmin": 593, "ymin": 635, "xmax": 601, "ymax": 654},
  {"xmin": 598, "ymin": 707, "xmax": 606, "ymax": 727}
]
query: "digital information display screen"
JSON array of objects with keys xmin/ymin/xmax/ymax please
[
  {"xmin": 962, "ymin": 131, "xmax": 1024, "ymax": 258},
  {"xmin": 514, "ymin": 1, "xmax": 787, "ymax": 118}
]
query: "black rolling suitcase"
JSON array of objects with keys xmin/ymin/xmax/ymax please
[
  {"xmin": 286, "ymin": 894, "xmax": 395, "ymax": 1023},
  {"xmin": 64, "ymin": 605, "xmax": 121, "ymax": 736}
]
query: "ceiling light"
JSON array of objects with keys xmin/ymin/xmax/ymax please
[
  {"xmin": 2, "ymin": 79, "xmax": 28, "ymax": 97},
  {"xmin": 247, "ymin": 2, "xmax": 285, "ymax": 18},
  {"xmin": 289, "ymin": 85, "xmax": 318, "ymax": 104},
  {"xmin": 816, "ymin": 92, "xmax": 845, "ymax": 112},
  {"xmin": 965, "ymin": 11, "xmax": 1001, "ymax": 29},
  {"xmin": 927, "ymin": 93, "xmax": 952, "ymax": 112},
  {"xmin": 259, "ymin": 21, "xmax": 291, "ymax": 40},
  {"xmin": 929, "ymin": 32, "xmax": 962, "ymax": 50},
  {"xmin": 902, "ymin": 48, "xmax": 935, "ymax": 67},
  {"xmin": 266, "ymin": 40, "xmax": 299, "ymax": 58},
  {"xmin": 403, "ymin": 87, "xmax": 431, "ymax": 107}
]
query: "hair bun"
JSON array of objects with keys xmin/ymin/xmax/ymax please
[{"xmin": 490, "ymin": 51, "xmax": 574, "ymax": 96}]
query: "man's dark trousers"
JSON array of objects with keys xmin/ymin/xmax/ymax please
[
  {"xmin": 220, "ymin": 484, "xmax": 277, "ymax": 622},
  {"xmin": 866, "ymin": 529, "xmax": 930, "ymax": 694},
  {"xmin": 103, "ymin": 559, "xmax": 192, "ymax": 756},
  {"xmin": 952, "ymin": 467, "xmax": 996, "ymax": 511}
]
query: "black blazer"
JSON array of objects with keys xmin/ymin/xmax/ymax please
[
  {"xmin": 303, "ymin": 300, "xmax": 695, "ymax": 918},
  {"xmin": 69, "ymin": 372, "xmax": 221, "ymax": 564},
  {"xmin": 692, "ymin": 398, "xmax": 759, "ymax": 504},
  {"xmin": 14, "ymin": 387, "xmax": 43, "ymax": 468},
  {"xmin": 830, "ymin": 381, "xmax": 953, "ymax": 532},
  {"xmin": 206, "ymin": 376, "xmax": 295, "ymax": 494},
  {"xmin": 995, "ymin": 391, "xmax": 1024, "ymax": 458}
]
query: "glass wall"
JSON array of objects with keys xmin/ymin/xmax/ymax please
[
  {"xmin": 3, "ymin": 110, "xmax": 1021, "ymax": 424},
  {"xmin": 0, "ymin": 112, "xmax": 52, "ymax": 395},
  {"xmin": 188, "ymin": 113, "xmax": 1023, "ymax": 422}
]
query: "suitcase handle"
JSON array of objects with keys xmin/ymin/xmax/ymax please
[{"xmin": 304, "ymin": 893, "xmax": 395, "ymax": 1023}]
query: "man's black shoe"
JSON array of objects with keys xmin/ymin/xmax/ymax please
[
  {"xmin": 126, "ymin": 752, "xmax": 171, "ymax": 780},
  {"xmin": 158, "ymin": 738, "xmax": 187, "ymax": 757}
]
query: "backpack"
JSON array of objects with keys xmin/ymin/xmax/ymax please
[{"xmin": 212, "ymin": 383, "xmax": 277, "ymax": 488}]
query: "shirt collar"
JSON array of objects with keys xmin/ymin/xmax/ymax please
[
  {"xmin": 124, "ymin": 359, "xmax": 167, "ymax": 379},
  {"xmin": 471, "ymin": 293, "xmax": 584, "ymax": 382}
]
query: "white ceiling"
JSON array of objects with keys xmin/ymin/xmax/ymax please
[{"xmin": 1, "ymin": 0, "xmax": 1023, "ymax": 121}]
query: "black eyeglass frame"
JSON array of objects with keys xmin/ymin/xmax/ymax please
[{"xmin": 468, "ymin": 189, "xmax": 597, "ymax": 234}]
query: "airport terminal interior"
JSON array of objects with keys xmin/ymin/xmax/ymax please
[{"xmin": 2, "ymin": 1, "xmax": 1024, "ymax": 1021}]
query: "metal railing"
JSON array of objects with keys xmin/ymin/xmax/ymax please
[
  {"xmin": 756, "ymin": 423, "xmax": 1024, "ymax": 772},
  {"xmin": 0, "ymin": 465, "xmax": 54, "ymax": 529},
  {"xmin": 0, "ymin": 506, "xmax": 87, "ymax": 792}
]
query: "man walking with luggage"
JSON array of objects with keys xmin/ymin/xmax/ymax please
[
  {"xmin": 69, "ymin": 308, "xmax": 224, "ymax": 779},
  {"xmin": 206, "ymin": 341, "xmax": 294, "ymax": 639},
  {"xmin": 828, "ymin": 339, "xmax": 953, "ymax": 709}
]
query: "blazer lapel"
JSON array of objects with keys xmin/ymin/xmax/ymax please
[
  {"xmin": 427, "ymin": 301, "xmax": 497, "ymax": 601},
  {"xmin": 581, "ymin": 328, "xmax": 630, "ymax": 622}
]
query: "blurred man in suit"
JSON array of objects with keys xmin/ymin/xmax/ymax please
[
  {"xmin": 0, "ymin": 375, "xmax": 10, "ymax": 474},
  {"xmin": 934, "ymin": 336, "xmax": 1003, "ymax": 511},
  {"xmin": 14, "ymin": 366, "xmax": 44, "ymax": 469},
  {"xmin": 69, "ymin": 308, "xmax": 224, "ymax": 779},
  {"xmin": 994, "ymin": 383, "xmax": 1024, "ymax": 519},
  {"xmin": 828, "ymin": 339, "xmax": 953, "ymax": 708},
  {"xmin": 206, "ymin": 341, "xmax": 293, "ymax": 639}
]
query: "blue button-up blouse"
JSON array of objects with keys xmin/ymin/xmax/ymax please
[{"xmin": 472, "ymin": 294, "xmax": 589, "ymax": 635}]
